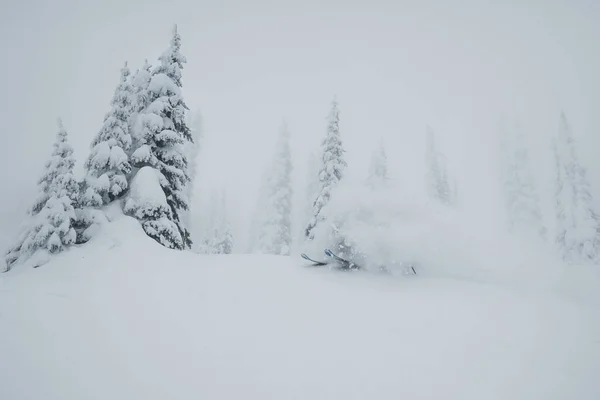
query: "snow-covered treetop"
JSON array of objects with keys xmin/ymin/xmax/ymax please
[
  {"xmin": 131, "ymin": 59, "xmax": 153, "ymax": 114},
  {"xmin": 558, "ymin": 112, "xmax": 574, "ymax": 146},
  {"xmin": 155, "ymin": 24, "xmax": 186, "ymax": 88},
  {"xmin": 133, "ymin": 60, "xmax": 152, "ymax": 87},
  {"xmin": 91, "ymin": 62, "xmax": 133, "ymax": 150},
  {"xmin": 53, "ymin": 119, "xmax": 74, "ymax": 165},
  {"xmin": 83, "ymin": 62, "xmax": 135, "ymax": 205},
  {"xmin": 367, "ymin": 139, "xmax": 388, "ymax": 188},
  {"xmin": 28, "ymin": 118, "xmax": 78, "ymax": 219},
  {"xmin": 321, "ymin": 98, "xmax": 347, "ymax": 183},
  {"xmin": 39, "ymin": 119, "xmax": 76, "ymax": 196},
  {"xmin": 426, "ymin": 125, "xmax": 452, "ymax": 205}
]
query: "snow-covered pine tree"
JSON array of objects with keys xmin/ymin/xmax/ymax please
[
  {"xmin": 218, "ymin": 216, "xmax": 234, "ymax": 255},
  {"xmin": 130, "ymin": 60, "xmax": 153, "ymax": 116},
  {"xmin": 5, "ymin": 120, "xmax": 78, "ymax": 270},
  {"xmin": 305, "ymin": 98, "xmax": 347, "ymax": 240},
  {"xmin": 500, "ymin": 120, "xmax": 546, "ymax": 238},
  {"xmin": 257, "ymin": 122, "xmax": 294, "ymax": 255},
  {"xmin": 83, "ymin": 62, "xmax": 134, "ymax": 206},
  {"xmin": 128, "ymin": 25, "xmax": 193, "ymax": 250},
  {"xmin": 128, "ymin": 59, "xmax": 153, "ymax": 164},
  {"xmin": 426, "ymin": 126, "xmax": 452, "ymax": 205},
  {"xmin": 199, "ymin": 192, "xmax": 233, "ymax": 254},
  {"xmin": 367, "ymin": 138, "xmax": 389, "ymax": 189},
  {"xmin": 553, "ymin": 112, "xmax": 600, "ymax": 264},
  {"xmin": 301, "ymin": 152, "xmax": 320, "ymax": 240},
  {"xmin": 248, "ymin": 167, "xmax": 270, "ymax": 253},
  {"xmin": 553, "ymin": 136, "xmax": 567, "ymax": 257}
]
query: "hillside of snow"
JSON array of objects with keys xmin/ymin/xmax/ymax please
[{"xmin": 1, "ymin": 216, "xmax": 599, "ymax": 400}]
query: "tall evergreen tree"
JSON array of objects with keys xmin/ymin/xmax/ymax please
[
  {"xmin": 426, "ymin": 126, "xmax": 452, "ymax": 205},
  {"xmin": 248, "ymin": 167, "xmax": 270, "ymax": 253},
  {"xmin": 553, "ymin": 112, "xmax": 600, "ymax": 264},
  {"xmin": 257, "ymin": 122, "xmax": 294, "ymax": 255},
  {"xmin": 302, "ymin": 152, "xmax": 320, "ymax": 239},
  {"xmin": 367, "ymin": 139, "xmax": 389, "ymax": 189},
  {"xmin": 5, "ymin": 120, "xmax": 78, "ymax": 270},
  {"xmin": 128, "ymin": 25, "xmax": 193, "ymax": 250},
  {"xmin": 305, "ymin": 98, "xmax": 347, "ymax": 240},
  {"xmin": 199, "ymin": 191, "xmax": 233, "ymax": 254},
  {"xmin": 500, "ymin": 120, "xmax": 546, "ymax": 238},
  {"xmin": 83, "ymin": 62, "xmax": 134, "ymax": 206}
]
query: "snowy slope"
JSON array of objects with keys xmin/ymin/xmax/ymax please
[{"xmin": 1, "ymin": 217, "xmax": 599, "ymax": 400}]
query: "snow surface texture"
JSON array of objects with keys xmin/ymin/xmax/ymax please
[{"xmin": 1, "ymin": 216, "xmax": 599, "ymax": 400}]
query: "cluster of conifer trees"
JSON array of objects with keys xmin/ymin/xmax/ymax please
[
  {"xmin": 5, "ymin": 26, "xmax": 197, "ymax": 270},
  {"xmin": 4, "ymin": 25, "xmax": 599, "ymax": 270}
]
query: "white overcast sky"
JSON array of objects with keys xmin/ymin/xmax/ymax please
[{"xmin": 1, "ymin": 0, "xmax": 599, "ymax": 249}]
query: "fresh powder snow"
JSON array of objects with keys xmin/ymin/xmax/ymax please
[{"xmin": 1, "ymin": 215, "xmax": 600, "ymax": 400}]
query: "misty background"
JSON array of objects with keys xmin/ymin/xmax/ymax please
[{"xmin": 1, "ymin": 0, "xmax": 599, "ymax": 252}]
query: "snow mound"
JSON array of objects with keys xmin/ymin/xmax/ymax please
[{"xmin": 124, "ymin": 166, "xmax": 169, "ymax": 217}]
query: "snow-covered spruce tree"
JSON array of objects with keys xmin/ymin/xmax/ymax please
[
  {"xmin": 257, "ymin": 123, "xmax": 294, "ymax": 255},
  {"xmin": 305, "ymin": 98, "xmax": 347, "ymax": 240},
  {"xmin": 500, "ymin": 120, "xmax": 546, "ymax": 238},
  {"xmin": 83, "ymin": 62, "xmax": 134, "ymax": 207},
  {"xmin": 301, "ymin": 152, "xmax": 320, "ymax": 241},
  {"xmin": 128, "ymin": 59, "xmax": 153, "ymax": 162},
  {"xmin": 127, "ymin": 25, "xmax": 193, "ymax": 250},
  {"xmin": 199, "ymin": 192, "xmax": 233, "ymax": 254},
  {"xmin": 553, "ymin": 112, "xmax": 600, "ymax": 264},
  {"xmin": 130, "ymin": 60, "xmax": 153, "ymax": 117},
  {"xmin": 426, "ymin": 126, "xmax": 452, "ymax": 205},
  {"xmin": 5, "ymin": 120, "xmax": 78, "ymax": 270},
  {"xmin": 248, "ymin": 167, "xmax": 270, "ymax": 252},
  {"xmin": 367, "ymin": 139, "xmax": 389, "ymax": 189}
]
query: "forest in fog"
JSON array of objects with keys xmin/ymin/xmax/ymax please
[
  {"xmin": 2, "ymin": 3, "xmax": 600, "ymax": 399},
  {"xmin": 3, "ymin": 21, "xmax": 599, "ymax": 272}
]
